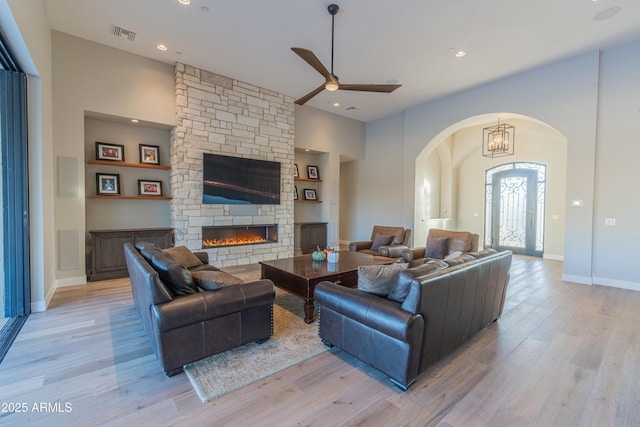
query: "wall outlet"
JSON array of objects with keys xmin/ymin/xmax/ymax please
[{"xmin": 605, "ymin": 218, "xmax": 616, "ymax": 226}]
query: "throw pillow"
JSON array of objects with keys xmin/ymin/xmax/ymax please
[
  {"xmin": 425, "ymin": 236, "xmax": 448, "ymax": 259},
  {"xmin": 163, "ymin": 245, "xmax": 203, "ymax": 268},
  {"xmin": 370, "ymin": 234, "xmax": 395, "ymax": 251},
  {"xmin": 150, "ymin": 252, "xmax": 199, "ymax": 295},
  {"xmin": 387, "ymin": 259, "xmax": 449, "ymax": 303},
  {"xmin": 357, "ymin": 263, "xmax": 409, "ymax": 297},
  {"xmin": 191, "ymin": 270, "xmax": 244, "ymax": 291}
]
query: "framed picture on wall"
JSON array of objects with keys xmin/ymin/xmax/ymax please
[
  {"xmin": 139, "ymin": 144, "xmax": 160, "ymax": 165},
  {"xmin": 138, "ymin": 180, "xmax": 163, "ymax": 196},
  {"xmin": 96, "ymin": 142, "xmax": 125, "ymax": 162},
  {"xmin": 307, "ymin": 165, "xmax": 319, "ymax": 180},
  {"xmin": 293, "ymin": 163, "xmax": 299, "ymax": 178},
  {"xmin": 96, "ymin": 173, "xmax": 120, "ymax": 195},
  {"xmin": 294, "ymin": 186, "xmax": 298, "ymax": 200},
  {"xmin": 303, "ymin": 188, "xmax": 317, "ymax": 201}
]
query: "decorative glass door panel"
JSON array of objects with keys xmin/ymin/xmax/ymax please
[{"xmin": 485, "ymin": 163, "xmax": 545, "ymax": 257}]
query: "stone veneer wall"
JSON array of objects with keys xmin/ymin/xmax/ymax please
[{"xmin": 171, "ymin": 63, "xmax": 295, "ymax": 266}]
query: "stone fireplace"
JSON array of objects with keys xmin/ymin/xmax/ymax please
[
  {"xmin": 202, "ymin": 224, "xmax": 278, "ymax": 249},
  {"xmin": 170, "ymin": 63, "xmax": 295, "ymax": 266}
]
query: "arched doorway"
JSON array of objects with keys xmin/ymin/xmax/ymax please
[{"xmin": 414, "ymin": 114, "xmax": 566, "ymax": 259}]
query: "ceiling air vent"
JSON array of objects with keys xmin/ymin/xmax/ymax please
[
  {"xmin": 345, "ymin": 106, "xmax": 359, "ymax": 111},
  {"xmin": 111, "ymin": 26, "xmax": 136, "ymax": 41}
]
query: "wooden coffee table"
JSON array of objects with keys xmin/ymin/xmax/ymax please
[{"xmin": 260, "ymin": 251, "xmax": 396, "ymax": 323}]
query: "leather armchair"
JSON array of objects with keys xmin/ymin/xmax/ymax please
[
  {"xmin": 349, "ymin": 225, "xmax": 412, "ymax": 258},
  {"xmin": 403, "ymin": 228, "xmax": 479, "ymax": 264}
]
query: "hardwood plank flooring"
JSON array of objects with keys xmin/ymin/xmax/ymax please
[{"xmin": 1, "ymin": 256, "xmax": 640, "ymax": 426}]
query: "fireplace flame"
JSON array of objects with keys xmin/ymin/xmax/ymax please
[{"xmin": 202, "ymin": 236, "xmax": 269, "ymax": 248}]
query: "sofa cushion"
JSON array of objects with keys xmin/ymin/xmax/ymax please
[
  {"xmin": 191, "ymin": 270, "xmax": 244, "ymax": 291},
  {"xmin": 425, "ymin": 237, "xmax": 448, "ymax": 259},
  {"xmin": 150, "ymin": 252, "xmax": 199, "ymax": 295},
  {"xmin": 388, "ymin": 259, "xmax": 448, "ymax": 303},
  {"xmin": 370, "ymin": 233, "xmax": 395, "ymax": 251},
  {"xmin": 138, "ymin": 242, "xmax": 164, "ymax": 263},
  {"xmin": 357, "ymin": 263, "xmax": 409, "ymax": 297},
  {"xmin": 163, "ymin": 245, "xmax": 203, "ymax": 268},
  {"xmin": 428, "ymin": 229, "xmax": 474, "ymax": 254},
  {"xmin": 443, "ymin": 253, "xmax": 477, "ymax": 266}
]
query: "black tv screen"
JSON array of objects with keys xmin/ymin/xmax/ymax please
[{"xmin": 202, "ymin": 153, "xmax": 281, "ymax": 204}]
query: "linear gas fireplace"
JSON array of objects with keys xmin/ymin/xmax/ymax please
[{"xmin": 202, "ymin": 224, "xmax": 278, "ymax": 249}]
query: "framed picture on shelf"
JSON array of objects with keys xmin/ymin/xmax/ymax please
[
  {"xmin": 96, "ymin": 142, "xmax": 125, "ymax": 162},
  {"xmin": 303, "ymin": 188, "xmax": 317, "ymax": 201},
  {"xmin": 307, "ymin": 165, "xmax": 319, "ymax": 180},
  {"xmin": 293, "ymin": 163, "xmax": 299, "ymax": 178},
  {"xmin": 138, "ymin": 180, "xmax": 163, "ymax": 196},
  {"xmin": 294, "ymin": 186, "xmax": 298, "ymax": 200},
  {"xmin": 96, "ymin": 173, "xmax": 120, "ymax": 195},
  {"xmin": 139, "ymin": 144, "xmax": 160, "ymax": 165}
]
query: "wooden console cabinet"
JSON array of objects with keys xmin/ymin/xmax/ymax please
[
  {"xmin": 294, "ymin": 222, "xmax": 328, "ymax": 255},
  {"xmin": 88, "ymin": 228, "xmax": 173, "ymax": 281}
]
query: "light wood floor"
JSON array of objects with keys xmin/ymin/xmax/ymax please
[{"xmin": 1, "ymin": 256, "xmax": 640, "ymax": 426}]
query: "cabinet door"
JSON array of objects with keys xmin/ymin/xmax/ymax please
[
  {"xmin": 300, "ymin": 224, "xmax": 327, "ymax": 254},
  {"xmin": 91, "ymin": 232, "xmax": 132, "ymax": 275}
]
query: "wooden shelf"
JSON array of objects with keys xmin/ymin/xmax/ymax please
[
  {"xmin": 87, "ymin": 195, "xmax": 172, "ymax": 200},
  {"xmin": 295, "ymin": 200, "xmax": 322, "ymax": 204},
  {"xmin": 87, "ymin": 160, "xmax": 171, "ymax": 170},
  {"xmin": 294, "ymin": 177, "xmax": 323, "ymax": 183}
]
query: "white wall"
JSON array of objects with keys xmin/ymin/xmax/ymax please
[{"xmin": 350, "ymin": 42, "xmax": 640, "ymax": 289}]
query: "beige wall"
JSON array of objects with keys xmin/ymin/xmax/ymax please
[
  {"xmin": 3, "ymin": 0, "xmax": 55, "ymax": 311},
  {"xmin": 51, "ymin": 31, "xmax": 175, "ymax": 286}
]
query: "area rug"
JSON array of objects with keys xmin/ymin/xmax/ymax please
[{"xmin": 184, "ymin": 289, "xmax": 327, "ymax": 403}]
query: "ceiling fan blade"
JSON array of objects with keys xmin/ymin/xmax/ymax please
[
  {"xmin": 291, "ymin": 47, "xmax": 334, "ymax": 81},
  {"xmin": 295, "ymin": 83, "xmax": 326, "ymax": 105},
  {"xmin": 338, "ymin": 83, "xmax": 402, "ymax": 93}
]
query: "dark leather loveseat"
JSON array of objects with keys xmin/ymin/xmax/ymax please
[
  {"xmin": 315, "ymin": 249, "xmax": 512, "ymax": 390},
  {"xmin": 124, "ymin": 241, "xmax": 275, "ymax": 375}
]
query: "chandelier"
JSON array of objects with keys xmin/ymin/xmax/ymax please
[{"xmin": 482, "ymin": 120, "xmax": 515, "ymax": 158}]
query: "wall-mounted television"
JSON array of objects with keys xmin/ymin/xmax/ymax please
[{"xmin": 202, "ymin": 153, "xmax": 281, "ymax": 205}]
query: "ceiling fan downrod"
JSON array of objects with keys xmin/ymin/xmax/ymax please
[{"xmin": 328, "ymin": 4, "xmax": 339, "ymax": 77}]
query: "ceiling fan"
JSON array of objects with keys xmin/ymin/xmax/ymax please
[{"xmin": 291, "ymin": 4, "xmax": 401, "ymax": 106}]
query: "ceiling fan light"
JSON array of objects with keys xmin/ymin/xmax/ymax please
[{"xmin": 325, "ymin": 81, "xmax": 339, "ymax": 91}]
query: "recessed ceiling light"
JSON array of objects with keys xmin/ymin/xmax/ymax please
[
  {"xmin": 333, "ymin": 102, "xmax": 340, "ymax": 107},
  {"xmin": 131, "ymin": 119, "xmax": 139, "ymax": 123},
  {"xmin": 178, "ymin": 0, "xmax": 190, "ymax": 5},
  {"xmin": 156, "ymin": 44, "xmax": 168, "ymax": 51},
  {"xmin": 455, "ymin": 50, "xmax": 466, "ymax": 58}
]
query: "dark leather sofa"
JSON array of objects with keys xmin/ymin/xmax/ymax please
[
  {"xmin": 124, "ymin": 242, "xmax": 275, "ymax": 376},
  {"xmin": 315, "ymin": 249, "xmax": 512, "ymax": 390}
]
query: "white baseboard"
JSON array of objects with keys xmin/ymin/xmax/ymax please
[
  {"xmin": 55, "ymin": 276, "xmax": 88, "ymax": 288},
  {"xmin": 543, "ymin": 253, "xmax": 564, "ymax": 261},
  {"xmin": 31, "ymin": 300, "xmax": 47, "ymax": 313},
  {"xmin": 561, "ymin": 274, "xmax": 592, "ymax": 285},
  {"xmin": 593, "ymin": 276, "xmax": 640, "ymax": 292}
]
